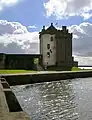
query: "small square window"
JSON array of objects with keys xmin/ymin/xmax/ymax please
[
  {"xmin": 47, "ymin": 44, "xmax": 50, "ymax": 49},
  {"xmin": 51, "ymin": 37, "xmax": 53, "ymax": 41},
  {"xmin": 47, "ymin": 52, "xmax": 50, "ymax": 57}
]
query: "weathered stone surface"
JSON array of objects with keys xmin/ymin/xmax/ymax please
[
  {"xmin": 1, "ymin": 71, "xmax": 92, "ymax": 86},
  {"xmin": 0, "ymin": 80, "xmax": 30, "ymax": 120}
]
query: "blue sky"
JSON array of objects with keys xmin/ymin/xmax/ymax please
[
  {"xmin": 0, "ymin": 0, "xmax": 92, "ymax": 64},
  {"xmin": 0, "ymin": 0, "xmax": 50, "ymax": 30},
  {"xmin": 0, "ymin": 0, "xmax": 91, "ymax": 31}
]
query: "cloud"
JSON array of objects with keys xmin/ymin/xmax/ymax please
[
  {"xmin": 0, "ymin": 42, "xmax": 25, "ymax": 53},
  {"xmin": 0, "ymin": 20, "xmax": 39, "ymax": 54},
  {"xmin": 68, "ymin": 22, "xmax": 92, "ymax": 65},
  {"xmin": 68, "ymin": 22, "xmax": 92, "ymax": 57},
  {"xmin": 0, "ymin": 33, "xmax": 39, "ymax": 54},
  {"xmin": 0, "ymin": 20, "xmax": 28, "ymax": 35},
  {"xmin": 44, "ymin": 0, "xmax": 92, "ymax": 20},
  {"xmin": 28, "ymin": 25, "xmax": 37, "ymax": 29},
  {"xmin": 0, "ymin": 41, "xmax": 39, "ymax": 54},
  {"xmin": 0, "ymin": 0, "xmax": 23, "ymax": 11}
]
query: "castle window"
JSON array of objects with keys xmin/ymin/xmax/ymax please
[
  {"xmin": 47, "ymin": 52, "xmax": 50, "ymax": 57},
  {"xmin": 47, "ymin": 44, "xmax": 50, "ymax": 49},
  {"xmin": 51, "ymin": 37, "xmax": 53, "ymax": 41}
]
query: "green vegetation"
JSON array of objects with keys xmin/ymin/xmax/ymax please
[
  {"xmin": 34, "ymin": 58, "xmax": 39, "ymax": 64},
  {"xmin": 0, "ymin": 70, "xmax": 37, "ymax": 74},
  {"xmin": 71, "ymin": 67, "xmax": 81, "ymax": 71},
  {"xmin": 72, "ymin": 67, "xmax": 92, "ymax": 71},
  {"xmin": 0, "ymin": 67, "xmax": 91, "ymax": 74}
]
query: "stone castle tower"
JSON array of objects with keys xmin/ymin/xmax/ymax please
[{"xmin": 39, "ymin": 23, "xmax": 77, "ymax": 70}]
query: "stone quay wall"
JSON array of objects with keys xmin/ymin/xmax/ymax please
[{"xmin": 1, "ymin": 71, "xmax": 92, "ymax": 86}]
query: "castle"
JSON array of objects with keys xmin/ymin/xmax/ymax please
[
  {"xmin": 39, "ymin": 23, "xmax": 78, "ymax": 70},
  {"xmin": 0, "ymin": 23, "xmax": 78, "ymax": 70}
]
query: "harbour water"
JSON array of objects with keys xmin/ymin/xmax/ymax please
[{"xmin": 12, "ymin": 77, "xmax": 92, "ymax": 120}]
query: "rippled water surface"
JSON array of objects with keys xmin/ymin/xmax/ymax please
[{"xmin": 11, "ymin": 78, "xmax": 92, "ymax": 120}]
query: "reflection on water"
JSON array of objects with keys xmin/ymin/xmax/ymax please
[{"xmin": 12, "ymin": 78, "xmax": 92, "ymax": 120}]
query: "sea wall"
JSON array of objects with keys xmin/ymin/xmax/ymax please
[{"xmin": 1, "ymin": 71, "xmax": 92, "ymax": 86}]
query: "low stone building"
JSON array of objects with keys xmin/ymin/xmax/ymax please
[{"xmin": 0, "ymin": 53, "xmax": 42, "ymax": 70}]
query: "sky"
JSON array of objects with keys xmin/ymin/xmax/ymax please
[{"xmin": 0, "ymin": 0, "xmax": 92, "ymax": 65}]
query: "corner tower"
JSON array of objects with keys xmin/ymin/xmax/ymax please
[{"xmin": 39, "ymin": 23, "xmax": 57, "ymax": 67}]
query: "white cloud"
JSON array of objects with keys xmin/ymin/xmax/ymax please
[
  {"xmin": 0, "ymin": 20, "xmax": 39, "ymax": 54},
  {"xmin": 0, "ymin": 0, "xmax": 23, "ymax": 11},
  {"xmin": 68, "ymin": 22, "xmax": 92, "ymax": 58},
  {"xmin": 44, "ymin": 0, "xmax": 92, "ymax": 20},
  {"xmin": 0, "ymin": 20, "xmax": 28, "ymax": 35},
  {"xmin": 28, "ymin": 25, "xmax": 37, "ymax": 29},
  {"xmin": 0, "ymin": 33, "xmax": 39, "ymax": 54}
]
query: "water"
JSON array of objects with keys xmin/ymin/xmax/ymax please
[
  {"xmin": 79, "ymin": 67, "xmax": 92, "ymax": 69},
  {"xmin": 11, "ymin": 78, "xmax": 92, "ymax": 120}
]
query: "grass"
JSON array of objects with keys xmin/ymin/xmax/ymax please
[
  {"xmin": 0, "ymin": 67, "xmax": 92, "ymax": 74},
  {"xmin": 0, "ymin": 70, "xmax": 37, "ymax": 74},
  {"xmin": 71, "ymin": 67, "xmax": 81, "ymax": 71},
  {"xmin": 71, "ymin": 66, "xmax": 92, "ymax": 71}
]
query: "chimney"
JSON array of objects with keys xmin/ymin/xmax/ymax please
[
  {"xmin": 43, "ymin": 26, "xmax": 45, "ymax": 30},
  {"xmin": 42, "ymin": 25, "xmax": 45, "ymax": 32},
  {"xmin": 62, "ymin": 26, "xmax": 67, "ymax": 31},
  {"xmin": 51, "ymin": 23, "xmax": 53, "ymax": 26}
]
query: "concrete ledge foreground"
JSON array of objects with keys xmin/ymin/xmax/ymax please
[
  {"xmin": 1, "ymin": 70, "xmax": 92, "ymax": 86},
  {"xmin": 0, "ymin": 78, "xmax": 30, "ymax": 120}
]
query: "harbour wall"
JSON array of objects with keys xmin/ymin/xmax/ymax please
[{"xmin": 1, "ymin": 71, "xmax": 92, "ymax": 86}]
